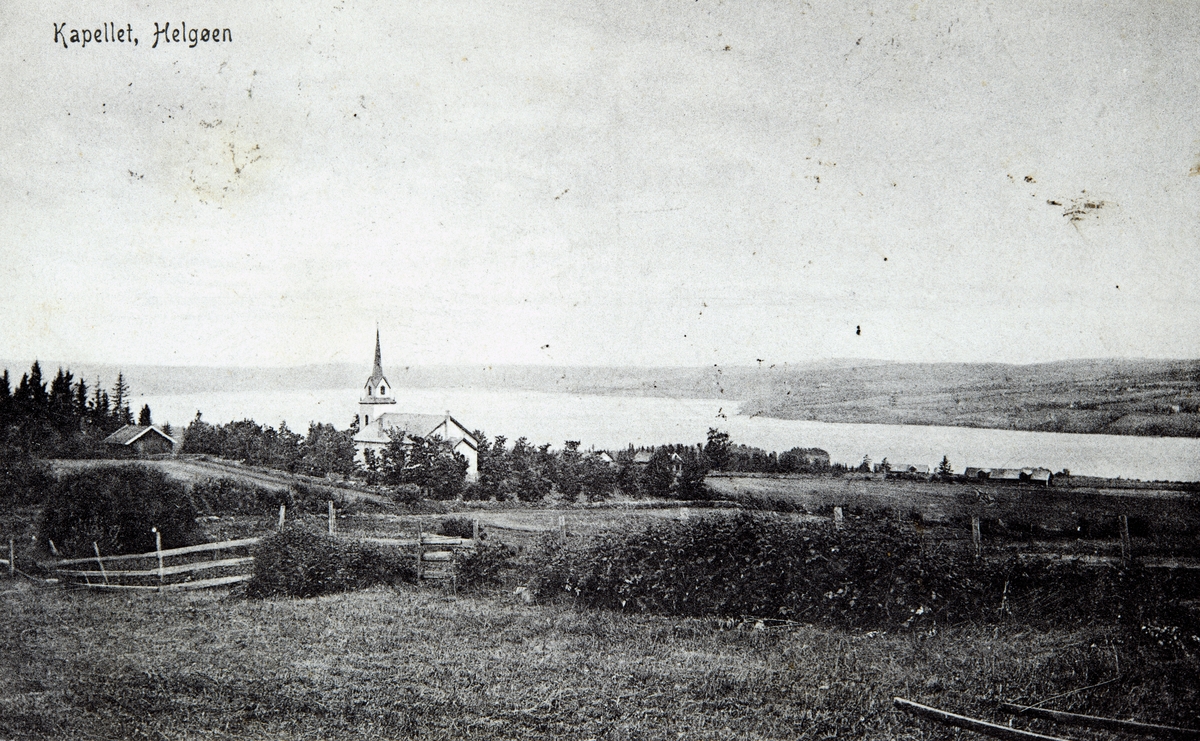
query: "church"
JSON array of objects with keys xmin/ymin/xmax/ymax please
[{"xmin": 352, "ymin": 331, "xmax": 479, "ymax": 481}]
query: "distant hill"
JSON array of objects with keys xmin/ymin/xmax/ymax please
[{"xmin": 3, "ymin": 358, "xmax": 1197, "ymax": 437}]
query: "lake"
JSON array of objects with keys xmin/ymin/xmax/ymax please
[{"xmin": 133, "ymin": 386, "xmax": 1200, "ymax": 482}]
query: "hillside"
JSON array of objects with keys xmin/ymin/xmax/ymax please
[{"xmin": 5, "ymin": 358, "xmax": 1197, "ymax": 437}]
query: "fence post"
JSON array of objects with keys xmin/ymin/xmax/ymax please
[
  {"xmin": 154, "ymin": 528, "xmax": 164, "ymax": 585},
  {"xmin": 416, "ymin": 521, "xmax": 423, "ymax": 581},
  {"xmin": 8, "ymin": 539, "xmax": 14, "ymax": 577},
  {"xmin": 277, "ymin": 504, "xmax": 287, "ymax": 532},
  {"xmin": 971, "ymin": 517, "xmax": 982, "ymax": 561},
  {"xmin": 472, "ymin": 518, "xmax": 479, "ymax": 542},
  {"xmin": 92, "ymin": 541, "xmax": 109, "ymax": 585},
  {"xmin": 327, "ymin": 501, "xmax": 335, "ymax": 535},
  {"xmin": 559, "ymin": 515, "xmax": 566, "ymax": 544},
  {"xmin": 1119, "ymin": 515, "xmax": 1131, "ymax": 567},
  {"xmin": 833, "ymin": 506, "xmax": 844, "ymax": 529}
]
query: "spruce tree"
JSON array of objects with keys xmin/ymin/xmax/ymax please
[
  {"xmin": 73, "ymin": 378, "xmax": 89, "ymax": 418},
  {"xmin": 111, "ymin": 373, "xmax": 130, "ymax": 426},
  {"xmin": 138, "ymin": 404, "xmax": 152, "ymax": 426}
]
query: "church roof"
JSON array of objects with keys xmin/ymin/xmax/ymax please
[{"xmin": 354, "ymin": 413, "xmax": 478, "ymax": 449}]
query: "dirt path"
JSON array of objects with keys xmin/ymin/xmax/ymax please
[{"xmin": 48, "ymin": 458, "xmax": 388, "ymax": 504}]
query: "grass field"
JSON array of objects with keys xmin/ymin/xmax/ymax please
[
  {"xmin": 3, "ymin": 578, "xmax": 1197, "ymax": 741},
  {"xmin": 3, "ymin": 466, "xmax": 1199, "ymax": 739}
]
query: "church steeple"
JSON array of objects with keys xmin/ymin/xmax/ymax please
[
  {"xmin": 359, "ymin": 329, "xmax": 396, "ymax": 424},
  {"xmin": 369, "ymin": 328, "xmax": 385, "ymax": 385}
]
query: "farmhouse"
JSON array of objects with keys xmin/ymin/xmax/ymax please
[
  {"xmin": 963, "ymin": 466, "xmax": 1054, "ymax": 486},
  {"xmin": 885, "ymin": 463, "xmax": 930, "ymax": 478},
  {"xmin": 102, "ymin": 425, "xmax": 176, "ymax": 456},
  {"xmin": 352, "ymin": 332, "xmax": 479, "ymax": 481}
]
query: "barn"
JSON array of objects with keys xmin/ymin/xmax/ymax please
[{"xmin": 102, "ymin": 425, "xmax": 177, "ymax": 456}]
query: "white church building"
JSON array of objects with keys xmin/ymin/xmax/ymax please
[{"xmin": 352, "ymin": 331, "xmax": 479, "ymax": 482}]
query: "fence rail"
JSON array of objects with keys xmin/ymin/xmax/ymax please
[
  {"xmin": 52, "ymin": 537, "xmax": 260, "ymax": 591},
  {"xmin": 54, "ymin": 538, "xmax": 262, "ymax": 567}
]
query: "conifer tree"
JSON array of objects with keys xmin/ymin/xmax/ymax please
[
  {"xmin": 91, "ymin": 382, "xmax": 108, "ymax": 425},
  {"xmin": 111, "ymin": 373, "xmax": 131, "ymax": 426},
  {"xmin": 138, "ymin": 404, "xmax": 152, "ymax": 426},
  {"xmin": 73, "ymin": 378, "xmax": 89, "ymax": 418},
  {"xmin": 0, "ymin": 369, "xmax": 10, "ymax": 425}
]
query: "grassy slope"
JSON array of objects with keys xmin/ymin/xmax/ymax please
[{"xmin": 3, "ymin": 581, "xmax": 1197, "ymax": 741}]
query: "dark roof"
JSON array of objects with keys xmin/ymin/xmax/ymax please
[{"xmin": 102, "ymin": 425, "xmax": 176, "ymax": 447}]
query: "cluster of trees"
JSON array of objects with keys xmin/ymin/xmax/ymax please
[
  {"xmin": 471, "ymin": 435, "xmax": 622, "ymax": 502},
  {"xmin": 466, "ymin": 432, "xmax": 721, "ymax": 503},
  {"xmin": 0, "ymin": 361, "xmax": 151, "ymax": 458},
  {"xmin": 700, "ymin": 429, "xmax": 834, "ymax": 475},
  {"xmin": 361, "ymin": 430, "xmax": 469, "ymax": 500},
  {"xmin": 180, "ymin": 413, "xmax": 356, "ymax": 478}
]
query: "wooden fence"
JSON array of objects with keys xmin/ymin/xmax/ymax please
[
  {"xmin": 52, "ymin": 537, "xmax": 260, "ymax": 591},
  {"xmin": 49, "ymin": 503, "xmax": 480, "ymax": 591}
]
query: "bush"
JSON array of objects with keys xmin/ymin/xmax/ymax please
[
  {"xmin": 456, "ymin": 541, "xmax": 518, "ymax": 591},
  {"xmin": 246, "ymin": 529, "xmax": 416, "ymax": 598},
  {"xmin": 188, "ymin": 478, "xmax": 291, "ymax": 516},
  {"xmin": 40, "ymin": 465, "xmax": 203, "ymax": 557},
  {"xmin": 0, "ymin": 454, "xmax": 55, "ymax": 505},
  {"xmin": 439, "ymin": 516, "xmax": 478, "ymax": 539}
]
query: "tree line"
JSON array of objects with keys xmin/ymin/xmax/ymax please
[
  {"xmin": 0, "ymin": 361, "xmax": 154, "ymax": 458},
  {"xmin": 179, "ymin": 414, "xmax": 357, "ymax": 479}
]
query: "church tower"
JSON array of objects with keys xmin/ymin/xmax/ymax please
[{"xmin": 358, "ymin": 329, "xmax": 396, "ymax": 428}]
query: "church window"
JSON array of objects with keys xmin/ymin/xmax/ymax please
[
  {"xmin": 380, "ymin": 386, "xmax": 386, "ymax": 394},
  {"xmin": 365, "ymin": 415, "xmax": 370, "ymax": 425}
]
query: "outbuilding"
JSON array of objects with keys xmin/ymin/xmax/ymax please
[{"xmin": 102, "ymin": 425, "xmax": 177, "ymax": 456}]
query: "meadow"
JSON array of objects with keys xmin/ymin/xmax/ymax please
[
  {"xmin": 3, "ymin": 468, "xmax": 1199, "ymax": 740},
  {"xmin": 3, "ymin": 578, "xmax": 1197, "ymax": 741}
]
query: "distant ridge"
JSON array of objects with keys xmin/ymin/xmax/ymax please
[{"xmin": 2, "ymin": 358, "xmax": 1196, "ymax": 438}]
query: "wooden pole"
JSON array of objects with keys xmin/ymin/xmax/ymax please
[
  {"xmin": 999, "ymin": 703, "xmax": 1200, "ymax": 740},
  {"xmin": 277, "ymin": 504, "xmax": 287, "ymax": 532},
  {"xmin": 92, "ymin": 542, "xmax": 109, "ymax": 585},
  {"xmin": 8, "ymin": 539, "xmax": 14, "ymax": 577},
  {"xmin": 559, "ymin": 514, "xmax": 566, "ymax": 544},
  {"xmin": 154, "ymin": 528, "xmax": 164, "ymax": 585},
  {"xmin": 472, "ymin": 518, "xmax": 479, "ymax": 542},
  {"xmin": 416, "ymin": 521, "xmax": 423, "ymax": 580},
  {"xmin": 972, "ymin": 516, "xmax": 982, "ymax": 560},
  {"xmin": 327, "ymin": 501, "xmax": 335, "ymax": 535},
  {"xmin": 833, "ymin": 506, "xmax": 844, "ymax": 529},
  {"xmin": 1119, "ymin": 514, "xmax": 1131, "ymax": 566}
]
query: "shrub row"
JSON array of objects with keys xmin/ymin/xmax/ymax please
[
  {"xmin": 246, "ymin": 529, "xmax": 417, "ymax": 598},
  {"xmin": 531, "ymin": 513, "xmax": 1200, "ymax": 631}
]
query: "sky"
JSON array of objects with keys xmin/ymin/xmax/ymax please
[{"xmin": 1, "ymin": 1, "xmax": 1198, "ymax": 369}]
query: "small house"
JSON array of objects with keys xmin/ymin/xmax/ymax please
[
  {"xmin": 102, "ymin": 425, "xmax": 177, "ymax": 456},
  {"xmin": 885, "ymin": 463, "xmax": 930, "ymax": 478}
]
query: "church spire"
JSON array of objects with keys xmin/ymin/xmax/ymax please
[
  {"xmin": 373, "ymin": 327, "xmax": 384, "ymax": 378},
  {"xmin": 361, "ymin": 329, "xmax": 395, "ymax": 407}
]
